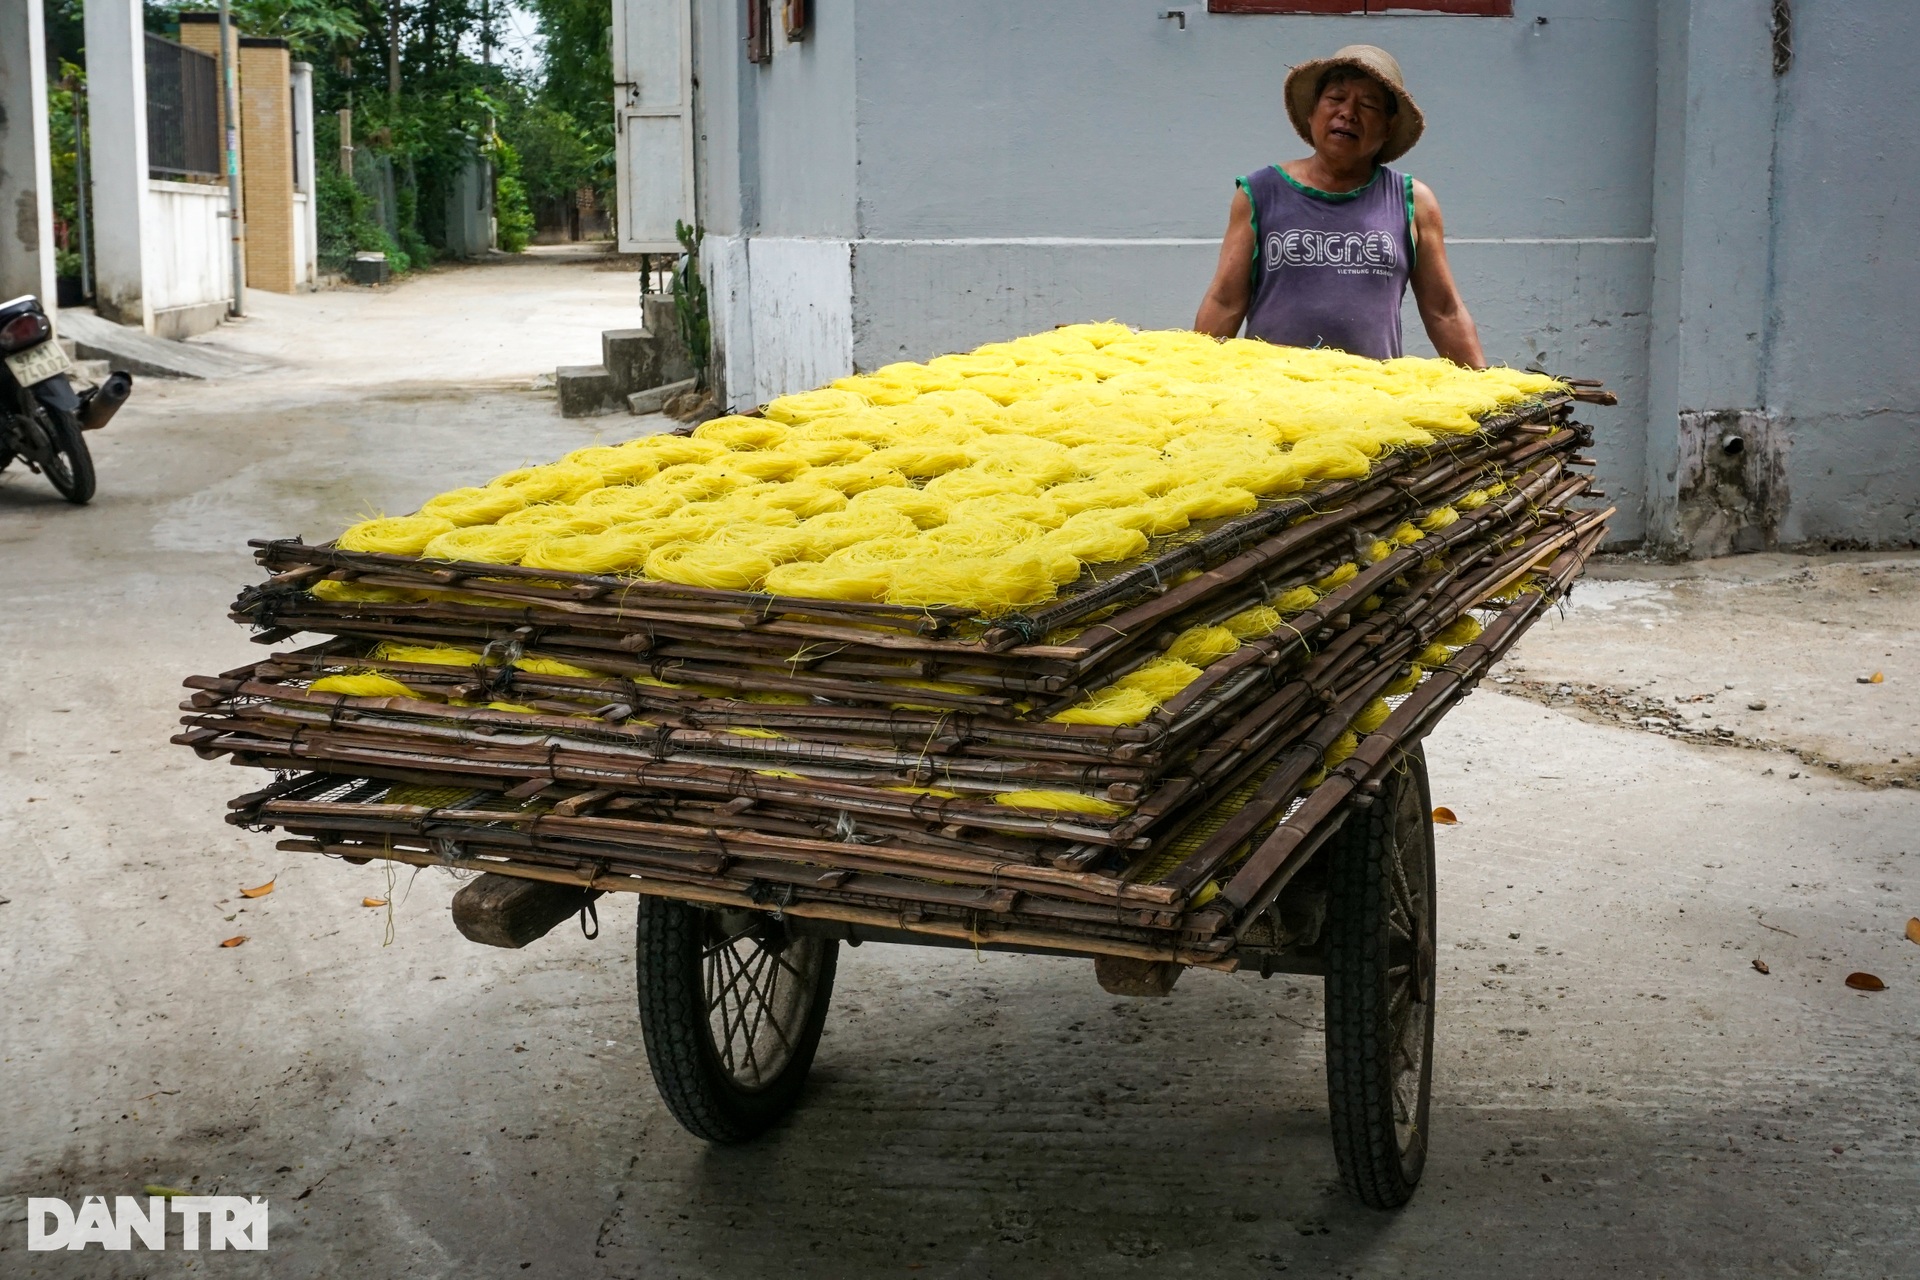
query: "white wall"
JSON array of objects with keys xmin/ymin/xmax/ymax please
[
  {"xmin": 706, "ymin": 235, "xmax": 853, "ymax": 409},
  {"xmin": 86, "ymin": 0, "xmax": 154, "ymax": 328},
  {"xmin": 145, "ymin": 179, "xmax": 231, "ymax": 318},
  {"xmin": 291, "ymin": 61, "xmax": 317, "ymax": 286},
  {"xmin": 292, "ymin": 192, "xmax": 311, "ymax": 286}
]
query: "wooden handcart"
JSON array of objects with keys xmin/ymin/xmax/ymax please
[{"xmin": 182, "ymin": 379, "xmax": 1611, "ymax": 1210}]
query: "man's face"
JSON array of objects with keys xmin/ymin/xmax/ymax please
[{"xmin": 1309, "ymin": 74, "xmax": 1393, "ymax": 166}]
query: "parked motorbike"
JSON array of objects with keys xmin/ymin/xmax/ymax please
[{"xmin": 0, "ymin": 294, "xmax": 132, "ymax": 505}]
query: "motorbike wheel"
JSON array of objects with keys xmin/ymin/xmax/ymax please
[{"xmin": 38, "ymin": 406, "xmax": 95, "ymax": 504}]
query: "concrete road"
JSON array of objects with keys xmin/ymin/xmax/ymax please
[{"xmin": 3, "ymin": 261, "xmax": 1916, "ymax": 1278}]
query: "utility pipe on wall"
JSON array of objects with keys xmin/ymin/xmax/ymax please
[{"xmin": 219, "ymin": 0, "xmax": 245, "ymax": 316}]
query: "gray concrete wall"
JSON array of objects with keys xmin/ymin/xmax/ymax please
[
  {"xmin": 753, "ymin": 11, "xmax": 855, "ymax": 238},
  {"xmin": 0, "ymin": 0, "xmax": 57, "ymax": 307},
  {"xmin": 851, "ymin": 2, "xmax": 1653, "ymax": 241},
  {"xmin": 1648, "ymin": 0, "xmax": 1783, "ymax": 557},
  {"xmin": 697, "ymin": 5, "xmax": 855, "ymax": 238},
  {"xmin": 842, "ymin": 0, "xmax": 1657, "ymax": 537},
  {"xmin": 1766, "ymin": 1, "xmax": 1920, "ymax": 548},
  {"xmin": 691, "ymin": 0, "xmax": 746, "ymax": 237},
  {"xmin": 681, "ymin": 0, "xmax": 1920, "ymax": 553}
]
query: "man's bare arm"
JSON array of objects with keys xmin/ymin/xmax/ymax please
[
  {"xmin": 1194, "ymin": 188, "xmax": 1256, "ymax": 338},
  {"xmin": 1408, "ymin": 179, "xmax": 1486, "ymax": 368}
]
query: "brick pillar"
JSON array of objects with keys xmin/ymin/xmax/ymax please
[{"xmin": 237, "ymin": 38, "xmax": 295, "ymax": 293}]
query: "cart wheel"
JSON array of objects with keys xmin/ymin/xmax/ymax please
[
  {"xmin": 1323, "ymin": 745, "xmax": 1436, "ymax": 1209},
  {"xmin": 635, "ymin": 896, "xmax": 838, "ymax": 1142}
]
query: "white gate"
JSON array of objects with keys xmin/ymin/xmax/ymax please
[{"xmin": 611, "ymin": 0, "xmax": 694, "ymax": 253}]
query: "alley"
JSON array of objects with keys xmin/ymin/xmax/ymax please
[{"xmin": 2, "ymin": 259, "xmax": 1916, "ymax": 1278}]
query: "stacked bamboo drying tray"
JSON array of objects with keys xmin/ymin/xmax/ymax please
[{"xmin": 176, "ymin": 325, "xmax": 1612, "ymax": 968}]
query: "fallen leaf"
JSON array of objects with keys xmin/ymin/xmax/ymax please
[
  {"xmin": 1871, "ymin": 672, "xmax": 1885, "ymax": 683},
  {"xmin": 1432, "ymin": 806, "xmax": 1459, "ymax": 825},
  {"xmin": 219, "ymin": 935, "xmax": 248, "ymax": 948},
  {"xmin": 239, "ymin": 878, "xmax": 275, "ymax": 899},
  {"xmin": 363, "ymin": 897, "xmax": 388, "ymax": 908},
  {"xmin": 1540, "ymin": 1172, "xmax": 1553, "ymax": 1183},
  {"xmin": 1905, "ymin": 917, "xmax": 1920, "ymax": 946},
  {"xmin": 1844, "ymin": 971, "xmax": 1886, "ymax": 992},
  {"xmin": 143, "ymin": 1184, "xmax": 186, "ymax": 1199},
  {"xmin": 1752, "ymin": 959, "xmax": 1770, "ymax": 975}
]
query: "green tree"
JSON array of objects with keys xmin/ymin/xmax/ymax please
[
  {"xmin": 122, "ymin": 0, "xmax": 612, "ymax": 265},
  {"xmin": 520, "ymin": 0, "xmax": 610, "ymax": 128},
  {"xmin": 47, "ymin": 62, "xmax": 86, "ymax": 282}
]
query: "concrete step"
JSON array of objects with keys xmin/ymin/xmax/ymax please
[
  {"xmin": 600, "ymin": 329, "xmax": 661, "ymax": 398},
  {"xmin": 627, "ymin": 377, "xmax": 698, "ymax": 416},
  {"xmin": 643, "ymin": 294, "xmax": 697, "ymax": 386},
  {"xmin": 595, "ymin": 297, "xmax": 697, "ymax": 398},
  {"xmin": 556, "ymin": 364, "xmax": 623, "ymax": 418}
]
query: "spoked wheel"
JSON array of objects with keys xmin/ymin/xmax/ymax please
[
  {"xmin": 1323, "ymin": 744, "xmax": 1437, "ymax": 1209},
  {"xmin": 635, "ymin": 896, "xmax": 838, "ymax": 1142}
]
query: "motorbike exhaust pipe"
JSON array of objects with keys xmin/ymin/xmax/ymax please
[{"xmin": 79, "ymin": 371, "xmax": 133, "ymax": 432}]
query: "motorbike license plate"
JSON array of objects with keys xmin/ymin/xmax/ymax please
[{"xmin": 4, "ymin": 339, "xmax": 74, "ymax": 387}]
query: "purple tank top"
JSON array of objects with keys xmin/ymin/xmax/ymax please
[{"xmin": 1238, "ymin": 164, "xmax": 1416, "ymax": 360}]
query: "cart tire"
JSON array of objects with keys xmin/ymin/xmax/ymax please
[
  {"xmin": 635, "ymin": 896, "xmax": 837, "ymax": 1143},
  {"xmin": 1323, "ymin": 745, "xmax": 1437, "ymax": 1210}
]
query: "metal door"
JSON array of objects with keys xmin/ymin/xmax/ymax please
[{"xmin": 612, "ymin": 0, "xmax": 695, "ymax": 253}]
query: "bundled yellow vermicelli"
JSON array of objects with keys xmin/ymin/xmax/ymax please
[
  {"xmin": 489, "ymin": 462, "xmax": 603, "ymax": 503},
  {"xmin": 1274, "ymin": 586, "xmax": 1320, "ymax": 614},
  {"xmin": 511, "ymin": 655, "xmax": 607, "ymax": 677},
  {"xmin": 1222, "ymin": 605, "xmax": 1283, "ymax": 639},
  {"xmin": 373, "ymin": 642, "xmax": 481, "ymax": 667},
  {"xmin": 1165, "ymin": 625, "xmax": 1241, "ymax": 668},
  {"xmin": 1048, "ymin": 686, "xmax": 1163, "ymax": 726},
  {"xmin": 646, "ymin": 542, "xmax": 776, "ymax": 591},
  {"xmin": 563, "ymin": 445, "xmax": 665, "ymax": 484},
  {"xmin": 1312, "ymin": 562, "xmax": 1359, "ymax": 592},
  {"xmin": 420, "ymin": 486, "xmax": 527, "ymax": 525},
  {"xmin": 325, "ymin": 329, "xmax": 1562, "ymax": 610},
  {"xmin": 312, "ymin": 579, "xmax": 418, "ymax": 604},
  {"xmin": 309, "ymin": 673, "xmax": 421, "ymax": 699},
  {"xmin": 991, "ymin": 790, "xmax": 1129, "ymax": 817},
  {"xmin": 338, "ymin": 515, "xmax": 455, "ymax": 555},
  {"xmin": 422, "ymin": 524, "xmax": 539, "ymax": 564},
  {"xmin": 1352, "ymin": 697, "xmax": 1393, "ymax": 735},
  {"xmin": 761, "ymin": 559, "xmax": 892, "ymax": 601},
  {"xmin": 1382, "ymin": 664, "xmax": 1424, "ymax": 697},
  {"xmin": 1323, "ymin": 729, "xmax": 1360, "ymax": 769},
  {"xmin": 522, "ymin": 529, "xmax": 661, "ymax": 574}
]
